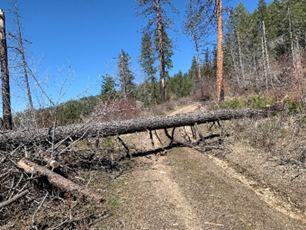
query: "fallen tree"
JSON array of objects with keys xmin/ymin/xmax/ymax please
[
  {"xmin": 17, "ymin": 158, "xmax": 104, "ymax": 203},
  {"xmin": 0, "ymin": 106, "xmax": 281, "ymax": 149}
]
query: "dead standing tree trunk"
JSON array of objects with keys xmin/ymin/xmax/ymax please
[
  {"xmin": 216, "ymin": 0, "xmax": 224, "ymax": 102},
  {"xmin": 14, "ymin": 0, "xmax": 36, "ymax": 127},
  {"xmin": 0, "ymin": 9, "xmax": 12, "ymax": 130},
  {"xmin": 0, "ymin": 106, "xmax": 282, "ymax": 149}
]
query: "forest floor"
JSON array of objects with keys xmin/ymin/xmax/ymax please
[{"xmin": 92, "ymin": 103, "xmax": 306, "ymax": 230}]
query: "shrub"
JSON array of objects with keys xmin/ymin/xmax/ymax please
[
  {"xmin": 248, "ymin": 95, "xmax": 274, "ymax": 108},
  {"xmin": 219, "ymin": 98, "xmax": 246, "ymax": 109}
]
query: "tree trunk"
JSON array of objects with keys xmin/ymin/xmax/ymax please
[
  {"xmin": 229, "ymin": 43, "xmax": 239, "ymax": 87},
  {"xmin": 216, "ymin": 0, "xmax": 224, "ymax": 102},
  {"xmin": 262, "ymin": 20, "xmax": 274, "ymax": 87},
  {"xmin": 156, "ymin": 0, "xmax": 166, "ymax": 103},
  {"xmin": 0, "ymin": 106, "xmax": 282, "ymax": 149},
  {"xmin": 18, "ymin": 158, "xmax": 103, "ymax": 203},
  {"xmin": 195, "ymin": 37, "xmax": 203, "ymax": 98},
  {"xmin": 237, "ymin": 32, "xmax": 245, "ymax": 86},
  {"xmin": 14, "ymin": 1, "xmax": 36, "ymax": 127},
  {"xmin": 261, "ymin": 36, "xmax": 268, "ymax": 90},
  {"xmin": 0, "ymin": 9, "xmax": 12, "ymax": 130}
]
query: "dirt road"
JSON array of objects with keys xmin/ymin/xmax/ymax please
[
  {"xmin": 121, "ymin": 147, "xmax": 305, "ymax": 230},
  {"xmin": 114, "ymin": 104, "xmax": 306, "ymax": 230},
  {"xmin": 95, "ymin": 104, "xmax": 306, "ymax": 230}
]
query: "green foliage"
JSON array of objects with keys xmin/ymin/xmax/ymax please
[
  {"xmin": 31, "ymin": 96, "xmax": 100, "ymax": 127},
  {"xmin": 283, "ymin": 98, "xmax": 305, "ymax": 115},
  {"xmin": 139, "ymin": 32, "xmax": 157, "ymax": 80},
  {"xmin": 154, "ymin": 27, "xmax": 174, "ymax": 80},
  {"xmin": 103, "ymin": 137, "xmax": 114, "ymax": 148},
  {"xmin": 101, "ymin": 74, "xmax": 117, "ymax": 101},
  {"xmin": 139, "ymin": 32, "xmax": 158, "ymax": 105},
  {"xmin": 135, "ymin": 80, "xmax": 160, "ymax": 107},
  {"xmin": 220, "ymin": 98, "xmax": 246, "ymax": 109},
  {"xmin": 118, "ymin": 49, "xmax": 135, "ymax": 98},
  {"xmin": 218, "ymin": 95, "xmax": 274, "ymax": 109},
  {"xmin": 167, "ymin": 70, "xmax": 192, "ymax": 99},
  {"xmin": 248, "ymin": 95, "xmax": 274, "ymax": 108}
]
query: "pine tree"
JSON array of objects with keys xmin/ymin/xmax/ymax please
[
  {"xmin": 136, "ymin": 0, "xmax": 177, "ymax": 102},
  {"xmin": 188, "ymin": 56, "xmax": 199, "ymax": 94},
  {"xmin": 155, "ymin": 27, "xmax": 173, "ymax": 83},
  {"xmin": 117, "ymin": 49, "xmax": 135, "ymax": 98},
  {"xmin": 139, "ymin": 32, "xmax": 158, "ymax": 105},
  {"xmin": 100, "ymin": 74, "xmax": 117, "ymax": 101}
]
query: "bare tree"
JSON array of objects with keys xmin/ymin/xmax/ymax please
[
  {"xmin": 183, "ymin": 0, "xmax": 208, "ymax": 98},
  {"xmin": 216, "ymin": 0, "xmax": 224, "ymax": 102},
  {"xmin": 0, "ymin": 9, "xmax": 12, "ymax": 130},
  {"xmin": 12, "ymin": 0, "xmax": 36, "ymax": 126}
]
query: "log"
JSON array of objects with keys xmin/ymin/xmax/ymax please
[
  {"xmin": 1, "ymin": 106, "xmax": 281, "ymax": 148},
  {"xmin": 17, "ymin": 158, "xmax": 104, "ymax": 203}
]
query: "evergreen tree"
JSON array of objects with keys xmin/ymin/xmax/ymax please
[
  {"xmin": 257, "ymin": 0, "xmax": 268, "ymax": 24},
  {"xmin": 188, "ymin": 56, "xmax": 199, "ymax": 94},
  {"xmin": 155, "ymin": 27, "xmax": 174, "ymax": 82},
  {"xmin": 100, "ymin": 74, "xmax": 117, "ymax": 100},
  {"xmin": 136, "ymin": 0, "xmax": 177, "ymax": 102},
  {"xmin": 117, "ymin": 49, "xmax": 135, "ymax": 98},
  {"xmin": 139, "ymin": 32, "xmax": 158, "ymax": 105}
]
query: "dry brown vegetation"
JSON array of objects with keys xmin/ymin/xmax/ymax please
[{"xmin": 1, "ymin": 96, "xmax": 306, "ymax": 229}]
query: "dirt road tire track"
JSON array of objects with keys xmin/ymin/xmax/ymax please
[{"xmin": 122, "ymin": 148, "xmax": 305, "ymax": 229}]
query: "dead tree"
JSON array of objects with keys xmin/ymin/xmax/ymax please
[
  {"xmin": 0, "ymin": 9, "xmax": 12, "ymax": 130},
  {"xmin": 183, "ymin": 0, "xmax": 206, "ymax": 98},
  {"xmin": 18, "ymin": 158, "xmax": 104, "ymax": 203},
  {"xmin": 13, "ymin": 0, "xmax": 36, "ymax": 126},
  {"xmin": 0, "ymin": 106, "xmax": 282, "ymax": 149},
  {"xmin": 216, "ymin": 0, "xmax": 224, "ymax": 102}
]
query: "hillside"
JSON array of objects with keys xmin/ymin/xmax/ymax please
[{"xmin": 1, "ymin": 99, "xmax": 306, "ymax": 230}]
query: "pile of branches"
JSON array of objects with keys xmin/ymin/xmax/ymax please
[{"xmin": 0, "ymin": 135, "xmax": 126, "ymax": 230}]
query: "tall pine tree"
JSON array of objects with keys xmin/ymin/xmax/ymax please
[
  {"xmin": 118, "ymin": 49, "xmax": 135, "ymax": 98},
  {"xmin": 136, "ymin": 0, "xmax": 177, "ymax": 102},
  {"xmin": 139, "ymin": 32, "xmax": 158, "ymax": 105}
]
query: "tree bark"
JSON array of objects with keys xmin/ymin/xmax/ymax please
[
  {"xmin": 195, "ymin": 37, "xmax": 203, "ymax": 98},
  {"xmin": 237, "ymin": 32, "xmax": 245, "ymax": 86},
  {"xmin": 0, "ymin": 9, "xmax": 12, "ymax": 130},
  {"xmin": 0, "ymin": 106, "xmax": 282, "ymax": 149},
  {"xmin": 216, "ymin": 0, "xmax": 224, "ymax": 102},
  {"xmin": 14, "ymin": 0, "xmax": 36, "ymax": 127},
  {"xmin": 18, "ymin": 158, "xmax": 104, "ymax": 203},
  {"xmin": 156, "ymin": 0, "xmax": 166, "ymax": 102},
  {"xmin": 261, "ymin": 36, "xmax": 268, "ymax": 90}
]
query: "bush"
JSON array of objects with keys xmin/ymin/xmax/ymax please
[
  {"xmin": 92, "ymin": 98, "xmax": 142, "ymax": 122},
  {"xmin": 248, "ymin": 95, "xmax": 274, "ymax": 108},
  {"xmin": 218, "ymin": 98, "xmax": 246, "ymax": 109}
]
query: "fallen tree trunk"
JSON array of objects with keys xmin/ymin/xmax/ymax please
[
  {"xmin": 18, "ymin": 158, "xmax": 104, "ymax": 203},
  {"xmin": 1, "ymin": 106, "xmax": 281, "ymax": 148}
]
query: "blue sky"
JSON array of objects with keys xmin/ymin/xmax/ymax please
[{"xmin": 0, "ymin": 0, "xmax": 270, "ymax": 112}]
